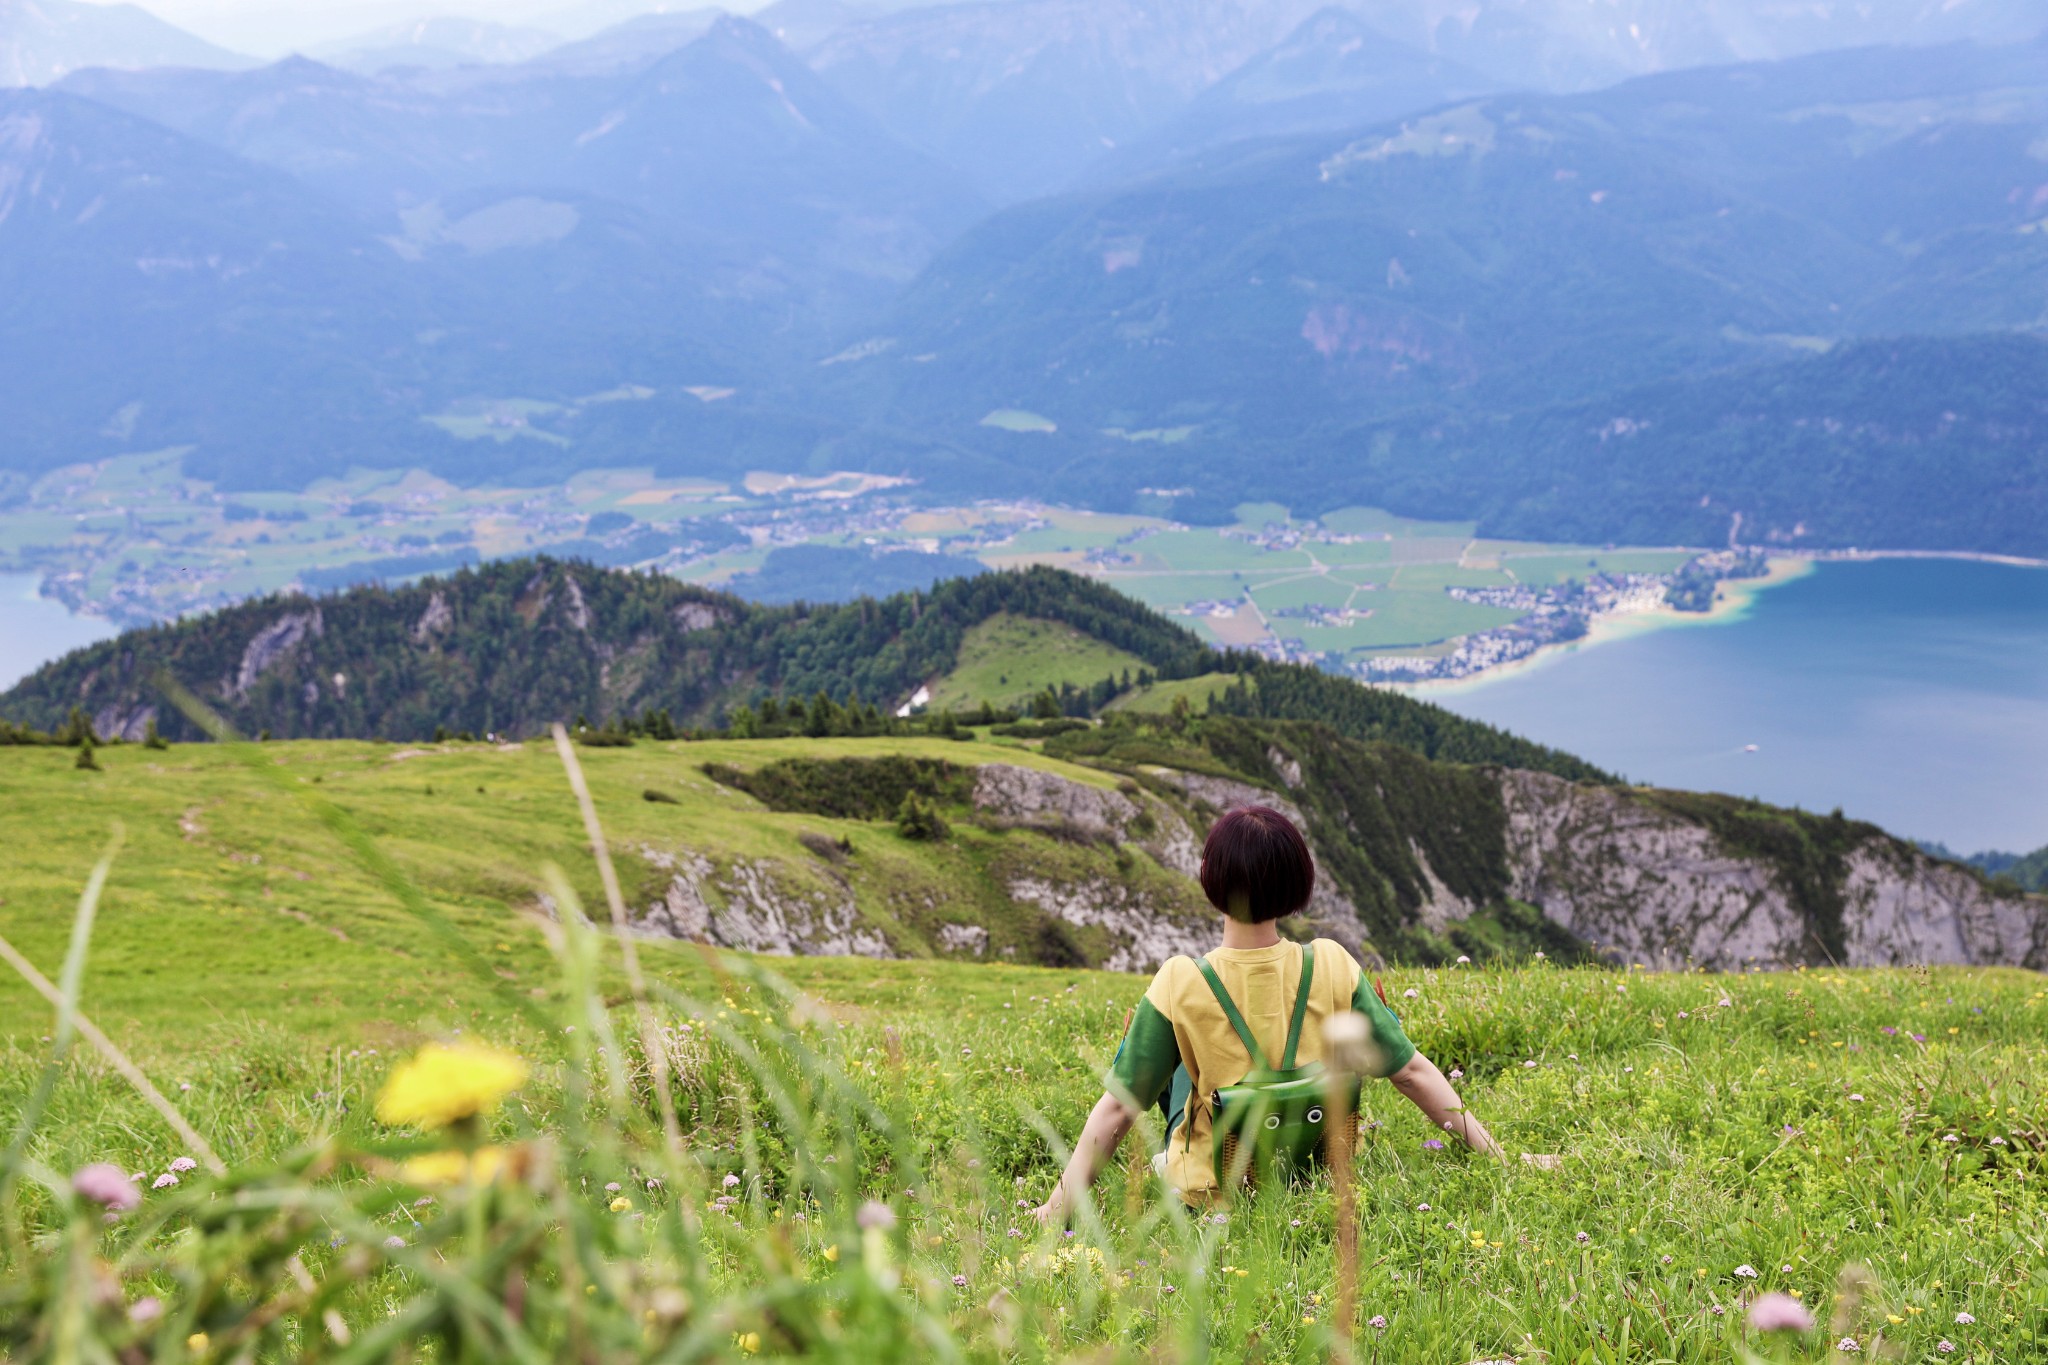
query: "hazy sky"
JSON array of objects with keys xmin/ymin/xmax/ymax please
[{"xmin": 97, "ymin": 0, "xmax": 766, "ymax": 55}]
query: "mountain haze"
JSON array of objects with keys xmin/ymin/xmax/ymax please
[
  {"xmin": 0, "ymin": 0, "xmax": 251, "ymax": 87},
  {"xmin": 808, "ymin": 0, "xmax": 1330, "ymax": 201},
  {"xmin": 310, "ymin": 18, "xmax": 564, "ymax": 74},
  {"xmin": 1089, "ymin": 7, "xmax": 1502, "ymax": 179}
]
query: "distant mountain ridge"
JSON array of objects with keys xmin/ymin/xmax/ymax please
[
  {"xmin": 1, "ymin": 0, "xmax": 252, "ymax": 87},
  {"xmin": 3, "ymin": 6, "xmax": 2045, "ymax": 563},
  {"xmin": 813, "ymin": 37, "xmax": 2048, "ymax": 549},
  {"xmin": 310, "ymin": 18, "xmax": 563, "ymax": 74},
  {"xmin": 1085, "ymin": 7, "xmax": 1502, "ymax": 180}
]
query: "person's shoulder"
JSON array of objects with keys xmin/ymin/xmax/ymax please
[
  {"xmin": 1307, "ymin": 938, "xmax": 1365, "ymax": 978},
  {"xmin": 1145, "ymin": 954, "xmax": 1201, "ymax": 1009}
]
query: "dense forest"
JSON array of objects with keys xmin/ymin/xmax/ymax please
[{"xmin": 0, "ymin": 558, "xmax": 1608, "ymax": 783}]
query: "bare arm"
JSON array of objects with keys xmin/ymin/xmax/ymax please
[
  {"xmin": 1032, "ymin": 1092, "xmax": 1139, "ymax": 1226},
  {"xmin": 1389, "ymin": 1052, "xmax": 1503, "ymax": 1158}
]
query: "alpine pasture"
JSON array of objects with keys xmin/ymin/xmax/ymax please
[{"xmin": 0, "ymin": 736, "xmax": 2040, "ymax": 1362}]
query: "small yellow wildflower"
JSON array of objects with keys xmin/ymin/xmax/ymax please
[
  {"xmin": 1887, "ymin": 1314, "xmax": 1904, "ymax": 1324},
  {"xmin": 737, "ymin": 1331, "xmax": 761, "ymax": 1354},
  {"xmin": 399, "ymin": 1146, "xmax": 509, "ymax": 1187},
  {"xmin": 610, "ymin": 1197, "xmax": 632, "ymax": 1213},
  {"xmin": 823, "ymin": 1244, "xmax": 840, "ymax": 1262},
  {"xmin": 376, "ymin": 1041, "xmax": 529, "ymax": 1129},
  {"xmin": 1302, "ymin": 1315, "xmax": 1317, "ymax": 1325},
  {"xmin": 187, "ymin": 1334, "xmax": 210, "ymax": 1354}
]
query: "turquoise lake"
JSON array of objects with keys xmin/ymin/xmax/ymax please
[
  {"xmin": 0, "ymin": 574, "xmax": 117, "ymax": 692},
  {"xmin": 1425, "ymin": 558, "xmax": 2048, "ymax": 854}
]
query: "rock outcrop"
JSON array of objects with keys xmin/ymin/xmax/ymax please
[
  {"xmin": 639, "ymin": 848, "xmax": 890, "ymax": 957},
  {"xmin": 231, "ymin": 609, "xmax": 321, "ymax": 698},
  {"xmin": 1496, "ymin": 770, "xmax": 2045, "ymax": 970}
]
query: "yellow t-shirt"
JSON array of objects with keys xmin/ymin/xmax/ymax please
[{"xmin": 1106, "ymin": 938, "xmax": 1417, "ymax": 1199}]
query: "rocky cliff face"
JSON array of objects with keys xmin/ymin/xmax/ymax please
[
  {"xmin": 1497, "ymin": 770, "xmax": 2045, "ymax": 970},
  {"xmin": 659, "ymin": 749, "xmax": 2044, "ymax": 973}
]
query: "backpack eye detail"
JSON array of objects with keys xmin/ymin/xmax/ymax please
[{"xmin": 1306, "ymin": 1107, "xmax": 1324, "ymax": 1124}]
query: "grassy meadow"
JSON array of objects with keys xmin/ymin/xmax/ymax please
[{"xmin": 0, "ymin": 738, "xmax": 2042, "ymax": 1361}]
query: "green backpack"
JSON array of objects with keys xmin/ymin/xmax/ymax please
[{"xmin": 1186, "ymin": 944, "xmax": 1361, "ymax": 1186}]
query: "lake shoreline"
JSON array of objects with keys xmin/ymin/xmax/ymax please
[
  {"xmin": 1393, "ymin": 547, "xmax": 2048, "ymax": 695},
  {"xmin": 1393, "ymin": 555, "xmax": 1815, "ymax": 696},
  {"xmin": 1406, "ymin": 556, "xmax": 2048, "ymax": 851}
]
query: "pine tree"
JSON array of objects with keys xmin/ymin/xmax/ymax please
[
  {"xmin": 895, "ymin": 791, "xmax": 948, "ymax": 841},
  {"xmin": 805, "ymin": 692, "xmax": 842, "ymax": 738},
  {"xmin": 74, "ymin": 738, "xmax": 100, "ymax": 771}
]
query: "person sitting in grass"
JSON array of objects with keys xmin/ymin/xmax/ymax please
[{"xmin": 1034, "ymin": 805, "xmax": 1501, "ymax": 1221}]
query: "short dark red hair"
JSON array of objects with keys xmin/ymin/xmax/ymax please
[{"xmin": 1199, "ymin": 806, "xmax": 1315, "ymax": 923}]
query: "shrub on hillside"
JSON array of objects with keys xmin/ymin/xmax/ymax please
[{"xmin": 895, "ymin": 791, "xmax": 949, "ymax": 841}]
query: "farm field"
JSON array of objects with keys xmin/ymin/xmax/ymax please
[
  {"xmin": 7, "ymin": 454, "xmax": 1696, "ymax": 673},
  {"xmin": 0, "ymin": 739, "xmax": 2041, "ymax": 1361}
]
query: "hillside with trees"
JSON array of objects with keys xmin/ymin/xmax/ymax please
[{"xmin": 0, "ymin": 559, "xmax": 1607, "ymax": 782}]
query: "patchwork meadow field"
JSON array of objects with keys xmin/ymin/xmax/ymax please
[{"xmin": 0, "ymin": 739, "xmax": 2041, "ymax": 1362}]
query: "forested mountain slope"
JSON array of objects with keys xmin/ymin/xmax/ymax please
[
  {"xmin": 1259, "ymin": 334, "xmax": 2048, "ymax": 553},
  {"xmin": 817, "ymin": 37, "xmax": 2048, "ymax": 546},
  {"xmin": 0, "ymin": 560, "xmax": 1605, "ymax": 781}
]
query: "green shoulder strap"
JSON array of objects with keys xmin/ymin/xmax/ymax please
[
  {"xmin": 1194, "ymin": 958, "xmax": 1268, "ymax": 1072},
  {"xmin": 1195, "ymin": 944, "xmax": 1317, "ymax": 1073},
  {"xmin": 1280, "ymin": 941, "xmax": 1316, "ymax": 1071}
]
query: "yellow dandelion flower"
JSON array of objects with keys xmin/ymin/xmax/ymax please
[
  {"xmin": 399, "ymin": 1145, "xmax": 509, "ymax": 1187},
  {"xmin": 376, "ymin": 1041, "xmax": 529, "ymax": 1129},
  {"xmin": 610, "ymin": 1197, "xmax": 632, "ymax": 1213}
]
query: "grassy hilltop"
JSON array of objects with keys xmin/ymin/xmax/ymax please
[{"xmin": 0, "ymin": 732, "xmax": 2041, "ymax": 1360}]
